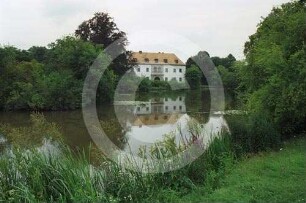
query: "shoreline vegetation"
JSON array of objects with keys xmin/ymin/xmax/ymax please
[
  {"xmin": 0, "ymin": 0, "xmax": 305, "ymax": 202},
  {"xmin": 0, "ymin": 113, "xmax": 305, "ymax": 202}
]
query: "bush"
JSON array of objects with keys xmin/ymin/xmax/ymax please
[
  {"xmin": 226, "ymin": 112, "xmax": 281, "ymax": 156},
  {"xmin": 151, "ymin": 80, "xmax": 170, "ymax": 90},
  {"xmin": 138, "ymin": 77, "xmax": 152, "ymax": 92}
]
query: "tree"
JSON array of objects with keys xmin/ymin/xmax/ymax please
[
  {"xmin": 75, "ymin": 12, "xmax": 131, "ymax": 76},
  {"xmin": 185, "ymin": 65, "xmax": 202, "ymax": 89},
  {"xmin": 240, "ymin": 1, "xmax": 306, "ymax": 136},
  {"xmin": 211, "ymin": 54, "xmax": 236, "ymax": 69},
  {"xmin": 186, "ymin": 51, "xmax": 213, "ymax": 86},
  {"xmin": 47, "ymin": 36, "xmax": 102, "ymax": 79},
  {"xmin": 28, "ymin": 46, "xmax": 49, "ymax": 63},
  {"xmin": 75, "ymin": 12, "xmax": 127, "ymax": 47}
]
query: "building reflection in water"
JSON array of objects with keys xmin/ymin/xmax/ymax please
[{"xmin": 114, "ymin": 94, "xmax": 227, "ymax": 154}]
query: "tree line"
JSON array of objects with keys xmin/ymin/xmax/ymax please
[
  {"xmin": 185, "ymin": 0, "xmax": 306, "ymax": 137},
  {"xmin": 0, "ymin": 13, "xmax": 129, "ymax": 110},
  {"xmin": 0, "ymin": 1, "xmax": 305, "ymax": 138}
]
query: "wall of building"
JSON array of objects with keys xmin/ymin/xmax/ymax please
[{"xmin": 133, "ymin": 64, "xmax": 186, "ymax": 82}]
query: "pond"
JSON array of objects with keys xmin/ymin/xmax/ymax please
[{"xmin": 0, "ymin": 90, "xmax": 234, "ymax": 155}]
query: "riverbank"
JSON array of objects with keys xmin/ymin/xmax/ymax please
[
  {"xmin": 178, "ymin": 135, "xmax": 306, "ymax": 203},
  {"xmin": 1, "ymin": 113, "xmax": 305, "ymax": 202},
  {"xmin": 1, "ymin": 128, "xmax": 305, "ymax": 202}
]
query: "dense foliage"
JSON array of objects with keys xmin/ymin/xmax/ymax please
[
  {"xmin": 0, "ymin": 12, "xmax": 129, "ymax": 110},
  {"xmin": 240, "ymin": 1, "xmax": 306, "ymax": 136},
  {"xmin": 185, "ymin": 65, "xmax": 202, "ymax": 89},
  {"xmin": 75, "ymin": 12, "xmax": 132, "ymax": 77},
  {"xmin": 186, "ymin": 51, "xmax": 239, "ymax": 90},
  {"xmin": 0, "ymin": 37, "xmax": 117, "ymax": 110}
]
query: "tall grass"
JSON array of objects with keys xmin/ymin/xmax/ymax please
[
  {"xmin": 226, "ymin": 112, "xmax": 281, "ymax": 157},
  {"xmin": 0, "ymin": 113, "xmax": 283, "ymax": 202},
  {"xmin": 0, "ymin": 136, "xmax": 235, "ymax": 203}
]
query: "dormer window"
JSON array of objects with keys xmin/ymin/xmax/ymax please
[
  {"xmin": 132, "ymin": 58, "xmax": 138, "ymax": 63},
  {"xmin": 145, "ymin": 58, "xmax": 149, "ymax": 63},
  {"xmin": 154, "ymin": 59, "xmax": 159, "ymax": 63},
  {"xmin": 164, "ymin": 59, "xmax": 168, "ymax": 63},
  {"xmin": 175, "ymin": 59, "xmax": 179, "ymax": 64}
]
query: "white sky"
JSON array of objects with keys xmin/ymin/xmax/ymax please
[{"xmin": 0, "ymin": 0, "xmax": 290, "ymax": 60}]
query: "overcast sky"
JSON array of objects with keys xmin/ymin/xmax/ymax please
[{"xmin": 0, "ymin": 0, "xmax": 290, "ymax": 61}]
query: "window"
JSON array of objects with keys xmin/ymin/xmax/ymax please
[
  {"xmin": 137, "ymin": 68, "xmax": 140, "ymax": 72},
  {"xmin": 145, "ymin": 58, "xmax": 149, "ymax": 62},
  {"xmin": 132, "ymin": 58, "xmax": 138, "ymax": 62},
  {"xmin": 165, "ymin": 68, "xmax": 168, "ymax": 73},
  {"xmin": 179, "ymin": 78, "xmax": 182, "ymax": 82},
  {"xmin": 174, "ymin": 68, "xmax": 176, "ymax": 73},
  {"xmin": 179, "ymin": 106, "xmax": 182, "ymax": 110},
  {"xmin": 173, "ymin": 106, "xmax": 177, "ymax": 110},
  {"xmin": 165, "ymin": 106, "xmax": 168, "ymax": 110},
  {"xmin": 154, "ymin": 59, "xmax": 158, "ymax": 63},
  {"xmin": 146, "ymin": 107, "xmax": 149, "ymax": 111},
  {"xmin": 137, "ymin": 107, "xmax": 140, "ymax": 111},
  {"xmin": 179, "ymin": 97, "xmax": 182, "ymax": 101},
  {"xmin": 165, "ymin": 77, "xmax": 168, "ymax": 81},
  {"xmin": 179, "ymin": 69, "xmax": 182, "ymax": 73},
  {"xmin": 175, "ymin": 59, "xmax": 179, "ymax": 64},
  {"xmin": 165, "ymin": 98, "xmax": 168, "ymax": 101},
  {"xmin": 146, "ymin": 68, "xmax": 149, "ymax": 72},
  {"xmin": 164, "ymin": 59, "xmax": 168, "ymax": 63}
]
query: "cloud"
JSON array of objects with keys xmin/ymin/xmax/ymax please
[{"xmin": 0, "ymin": 0, "xmax": 290, "ymax": 59}]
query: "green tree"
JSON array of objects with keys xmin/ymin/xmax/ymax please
[
  {"xmin": 185, "ymin": 65, "xmax": 202, "ymax": 89},
  {"xmin": 211, "ymin": 54, "xmax": 236, "ymax": 69},
  {"xmin": 47, "ymin": 36, "xmax": 102, "ymax": 79},
  {"xmin": 28, "ymin": 46, "xmax": 49, "ymax": 63},
  {"xmin": 75, "ymin": 12, "xmax": 131, "ymax": 76},
  {"xmin": 240, "ymin": 1, "xmax": 306, "ymax": 135}
]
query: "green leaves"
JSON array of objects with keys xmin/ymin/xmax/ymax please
[
  {"xmin": 185, "ymin": 65, "xmax": 202, "ymax": 89},
  {"xmin": 240, "ymin": 1, "xmax": 306, "ymax": 136}
]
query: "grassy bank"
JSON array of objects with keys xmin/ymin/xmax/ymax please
[
  {"xmin": 0, "ymin": 135, "xmax": 234, "ymax": 203},
  {"xmin": 1, "ymin": 136, "xmax": 304, "ymax": 203},
  {"xmin": 179, "ymin": 136, "xmax": 306, "ymax": 203},
  {"xmin": 0, "ymin": 114, "xmax": 304, "ymax": 202}
]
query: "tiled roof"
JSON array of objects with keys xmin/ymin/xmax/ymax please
[{"xmin": 131, "ymin": 51, "xmax": 185, "ymax": 65}]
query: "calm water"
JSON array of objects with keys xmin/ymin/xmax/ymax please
[{"xmin": 0, "ymin": 90, "xmax": 232, "ymax": 153}]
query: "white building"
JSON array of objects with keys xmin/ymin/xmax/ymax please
[{"xmin": 131, "ymin": 51, "xmax": 186, "ymax": 82}]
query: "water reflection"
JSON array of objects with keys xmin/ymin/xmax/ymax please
[
  {"xmin": 0, "ymin": 90, "xmax": 228, "ymax": 154},
  {"xmin": 114, "ymin": 91, "xmax": 228, "ymax": 154}
]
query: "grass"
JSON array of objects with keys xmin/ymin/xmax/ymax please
[
  {"xmin": 0, "ymin": 113, "xmax": 304, "ymax": 202},
  {"xmin": 178, "ymin": 136, "xmax": 306, "ymax": 203},
  {"xmin": 0, "ymin": 118, "xmax": 234, "ymax": 202}
]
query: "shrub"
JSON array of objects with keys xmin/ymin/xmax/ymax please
[
  {"xmin": 226, "ymin": 112, "xmax": 281, "ymax": 156},
  {"xmin": 151, "ymin": 80, "xmax": 170, "ymax": 90},
  {"xmin": 138, "ymin": 77, "xmax": 152, "ymax": 92}
]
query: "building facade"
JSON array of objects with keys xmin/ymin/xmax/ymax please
[{"xmin": 131, "ymin": 51, "xmax": 186, "ymax": 82}]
